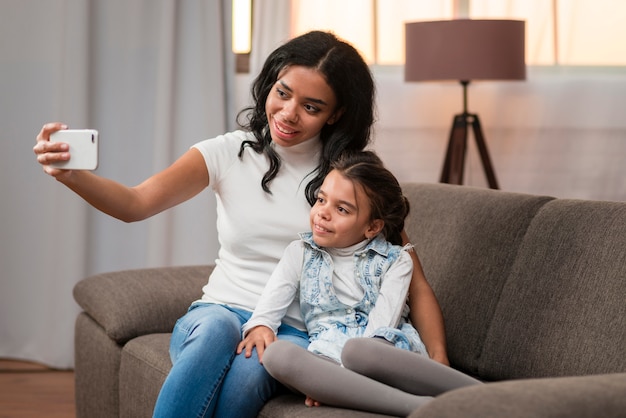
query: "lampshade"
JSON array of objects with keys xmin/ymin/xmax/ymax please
[{"xmin": 405, "ymin": 19, "xmax": 526, "ymax": 82}]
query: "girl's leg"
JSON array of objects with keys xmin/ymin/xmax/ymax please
[
  {"xmin": 152, "ymin": 303, "xmax": 246, "ymax": 418},
  {"xmin": 213, "ymin": 323, "xmax": 309, "ymax": 418},
  {"xmin": 341, "ymin": 338, "xmax": 482, "ymax": 397},
  {"xmin": 263, "ymin": 340, "xmax": 432, "ymax": 417}
]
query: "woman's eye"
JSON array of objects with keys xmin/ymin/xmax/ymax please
[
  {"xmin": 304, "ymin": 104, "xmax": 320, "ymax": 113},
  {"xmin": 276, "ymin": 88, "xmax": 287, "ymax": 98}
]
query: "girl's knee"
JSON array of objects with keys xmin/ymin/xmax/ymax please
[
  {"xmin": 341, "ymin": 338, "xmax": 367, "ymax": 368},
  {"xmin": 263, "ymin": 340, "xmax": 301, "ymax": 379},
  {"xmin": 264, "ymin": 340, "xmax": 291, "ymax": 364},
  {"xmin": 341, "ymin": 338, "xmax": 389, "ymax": 371},
  {"xmin": 341, "ymin": 338, "xmax": 359, "ymax": 359}
]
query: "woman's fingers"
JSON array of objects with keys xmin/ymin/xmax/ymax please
[
  {"xmin": 36, "ymin": 122, "xmax": 67, "ymax": 142},
  {"xmin": 34, "ymin": 122, "xmax": 72, "ymax": 179}
]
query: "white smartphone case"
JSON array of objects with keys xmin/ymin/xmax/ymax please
[{"xmin": 49, "ymin": 129, "xmax": 99, "ymax": 170}]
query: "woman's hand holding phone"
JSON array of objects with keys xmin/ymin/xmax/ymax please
[{"xmin": 34, "ymin": 123, "xmax": 99, "ymax": 179}]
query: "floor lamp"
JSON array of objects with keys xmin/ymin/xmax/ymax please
[{"xmin": 405, "ymin": 20, "xmax": 526, "ymax": 189}]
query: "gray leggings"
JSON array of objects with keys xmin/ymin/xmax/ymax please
[{"xmin": 263, "ymin": 338, "xmax": 481, "ymax": 417}]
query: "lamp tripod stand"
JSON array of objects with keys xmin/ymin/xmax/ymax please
[{"xmin": 440, "ymin": 80, "xmax": 499, "ymax": 189}]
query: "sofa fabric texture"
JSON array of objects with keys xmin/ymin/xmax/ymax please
[{"xmin": 73, "ymin": 183, "xmax": 626, "ymax": 417}]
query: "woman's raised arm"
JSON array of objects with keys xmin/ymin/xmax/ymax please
[{"xmin": 34, "ymin": 122, "xmax": 209, "ymax": 222}]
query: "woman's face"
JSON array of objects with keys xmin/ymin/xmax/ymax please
[
  {"xmin": 310, "ymin": 169, "xmax": 382, "ymax": 249},
  {"xmin": 265, "ymin": 65, "xmax": 341, "ymax": 147}
]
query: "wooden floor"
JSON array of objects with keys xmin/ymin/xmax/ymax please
[{"xmin": 0, "ymin": 359, "xmax": 75, "ymax": 418}]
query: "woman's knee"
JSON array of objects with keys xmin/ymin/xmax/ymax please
[
  {"xmin": 191, "ymin": 304, "xmax": 242, "ymax": 336},
  {"xmin": 170, "ymin": 304, "xmax": 242, "ymax": 360}
]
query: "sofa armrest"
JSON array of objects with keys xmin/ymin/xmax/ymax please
[
  {"xmin": 73, "ymin": 265, "xmax": 213, "ymax": 344},
  {"xmin": 410, "ymin": 373, "xmax": 626, "ymax": 418}
]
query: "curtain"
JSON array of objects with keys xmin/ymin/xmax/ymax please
[
  {"xmin": 0, "ymin": 0, "xmax": 231, "ymax": 368},
  {"xmin": 249, "ymin": 0, "xmax": 292, "ymax": 75}
]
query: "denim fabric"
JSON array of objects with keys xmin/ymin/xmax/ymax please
[
  {"xmin": 152, "ymin": 303, "xmax": 308, "ymax": 418},
  {"xmin": 299, "ymin": 233, "xmax": 427, "ymax": 363}
]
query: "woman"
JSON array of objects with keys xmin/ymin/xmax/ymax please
[{"xmin": 33, "ymin": 31, "xmax": 447, "ymax": 418}]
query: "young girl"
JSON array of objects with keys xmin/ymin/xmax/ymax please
[
  {"xmin": 239, "ymin": 151, "xmax": 481, "ymax": 415},
  {"xmin": 237, "ymin": 151, "xmax": 473, "ymax": 416},
  {"xmin": 34, "ymin": 31, "xmax": 448, "ymax": 417}
]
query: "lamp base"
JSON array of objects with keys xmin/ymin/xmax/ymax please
[{"xmin": 440, "ymin": 112, "xmax": 499, "ymax": 189}]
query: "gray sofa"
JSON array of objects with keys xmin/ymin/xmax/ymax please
[{"xmin": 73, "ymin": 183, "xmax": 626, "ymax": 418}]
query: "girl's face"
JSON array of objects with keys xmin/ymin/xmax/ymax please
[
  {"xmin": 266, "ymin": 65, "xmax": 342, "ymax": 147},
  {"xmin": 310, "ymin": 169, "xmax": 383, "ymax": 248}
]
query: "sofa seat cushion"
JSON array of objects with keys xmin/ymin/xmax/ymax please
[
  {"xmin": 119, "ymin": 333, "xmax": 172, "ymax": 418},
  {"xmin": 118, "ymin": 333, "xmax": 394, "ymax": 418}
]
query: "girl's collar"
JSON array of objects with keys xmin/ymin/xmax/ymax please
[{"xmin": 327, "ymin": 238, "xmax": 370, "ymax": 257}]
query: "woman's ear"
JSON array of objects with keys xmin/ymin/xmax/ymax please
[
  {"xmin": 327, "ymin": 108, "xmax": 345, "ymax": 125},
  {"xmin": 365, "ymin": 219, "xmax": 384, "ymax": 239}
]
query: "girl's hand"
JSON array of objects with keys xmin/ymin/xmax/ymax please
[
  {"xmin": 236, "ymin": 325, "xmax": 277, "ymax": 363},
  {"xmin": 33, "ymin": 122, "xmax": 73, "ymax": 181}
]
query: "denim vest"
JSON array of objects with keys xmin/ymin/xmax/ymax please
[{"xmin": 299, "ymin": 232, "xmax": 427, "ymax": 363}]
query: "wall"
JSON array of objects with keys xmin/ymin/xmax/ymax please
[{"xmin": 371, "ymin": 66, "xmax": 626, "ymax": 201}]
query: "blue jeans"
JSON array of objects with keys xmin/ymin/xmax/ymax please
[{"xmin": 152, "ymin": 303, "xmax": 309, "ymax": 418}]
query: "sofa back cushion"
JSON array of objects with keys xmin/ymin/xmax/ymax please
[
  {"xmin": 402, "ymin": 183, "xmax": 554, "ymax": 376},
  {"xmin": 479, "ymin": 199, "xmax": 626, "ymax": 380}
]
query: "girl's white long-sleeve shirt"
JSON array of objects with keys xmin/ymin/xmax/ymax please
[{"xmin": 242, "ymin": 237, "xmax": 414, "ymax": 339}]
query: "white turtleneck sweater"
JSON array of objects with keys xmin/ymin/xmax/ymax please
[{"xmin": 191, "ymin": 130, "xmax": 321, "ymax": 331}]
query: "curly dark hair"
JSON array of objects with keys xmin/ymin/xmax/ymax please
[
  {"xmin": 236, "ymin": 31, "xmax": 376, "ymax": 206},
  {"xmin": 331, "ymin": 151, "xmax": 409, "ymax": 246}
]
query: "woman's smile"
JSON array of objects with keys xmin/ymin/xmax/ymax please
[{"xmin": 273, "ymin": 118, "xmax": 298, "ymax": 137}]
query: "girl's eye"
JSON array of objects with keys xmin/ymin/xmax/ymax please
[
  {"xmin": 316, "ymin": 197, "xmax": 324, "ymax": 204},
  {"xmin": 337, "ymin": 206, "xmax": 348, "ymax": 214}
]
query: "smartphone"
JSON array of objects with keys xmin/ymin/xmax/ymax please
[{"xmin": 49, "ymin": 129, "xmax": 99, "ymax": 170}]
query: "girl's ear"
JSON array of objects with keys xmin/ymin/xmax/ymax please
[
  {"xmin": 365, "ymin": 219, "xmax": 384, "ymax": 239},
  {"xmin": 327, "ymin": 107, "xmax": 345, "ymax": 125}
]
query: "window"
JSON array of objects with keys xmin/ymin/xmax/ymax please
[
  {"xmin": 291, "ymin": 0, "xmax": 454, "ymax": 64},
  {"xmin": 232, "ymin": 0, "xmax": 252, "ymax": 54},
  {"xmin": 290, "ymin": 0, "xmax": 626, "ymax": 66},
  {"xmin": 232, "ymin": 0, "xmax": 252, "ymax": 73}
]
